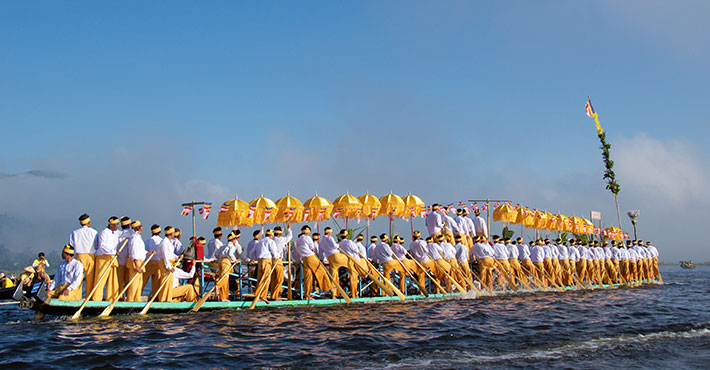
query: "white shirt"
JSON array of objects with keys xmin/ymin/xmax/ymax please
[
  {"xmin": 117, "ymin": 229, "xmax": 132, "ymax": 266},
  {"xmin": 440, "ymin": 242, "xmax": 456, "ymax": 260},
  {"xmin": 547, "ymin": 244, "xmax": 559, "ymax": 259},
  {"xmin": 391, "ymin": 243, "xmax": 407, "ymax": 260},
  {"xmin": 471, "ymin": 242, "xmax": 494, "ymax": 260},
  {"xmin": 145, "ymin": 235, "xmax": 163, "ymax": 261},
  {"xmin": 530, "ymin": 245, "xmax": 545, "ymax": 263},
  {"xmin": 158, "ymin": 237, "xmax": 177, "ymax": 270},
  {"xmin": 50, "ymin": 258, "xmax": 83, "ymax": 292},
  {"xmin": 206, "ymin": 238, "xmax": 223, "ymax": 260},
  {"xmin": 619, "ymin": 247, "xmax": 629, "ymax": 260},
  {"xmin": 293, "ymin": 235, "xmax": 316, "ymax": 261},
  {"xmin": 568, "ymin": 245, "xmax": 579, "ymax": 261},
  {"xmin": 355, "ymin": 241, "xmax": 367, "ymax": 258},
  {"xmin": 556, "ymin": 244, "xmax": 569, "ymax": 260},
  {"xmin": 492, "ymin": 243, "xmax": 509, "ymax": 260},
  {"xmin": 340, "ymin": 239, "xmax": 360, "ymax": 259},
  {"xmin": 367, "ymin": 243, "xmax": 377, "ymax": 259},
  {"xmin": 472, "ymin": 216, "xmax": 488, "ymax": 237},
  {"xmin": 464, "ymin": 217, "xmax": 475, "ymax": 234},
  {"xmin": 374, "ymin": 241, "xmax": 394, "ymax": 263},
  {"xmin": 506, "ymin": 243, "xmax": 519, "ymax": 259},
  {"xmin": 409, "ymin": 239, "xmax": 429, "ymax": 263},
  {"xmin": 246, "ymin": 238, "xmax": 261, "ymax": 261},
  {"xmin": 648, "ymin": 245, "xmax": 659, "ymax": 258},
  {"xmin": 454, "ymin": 243, "xmax": 468, "ymax": 263},
  {"xmin": 517, "ymin": 243, "xmax": 531, "ymax": 261},
  {"xmin": 173, "ymin": 238, "xmax": 184, "ymax": 255},
  {"xmin": 319, "ymin": 234, "xmax": 340, "ymax": 259},
  {"xmin": 128, "ymin": 233, "xmax": 147, "ymax": 261},
  {"xmin": 172, "ymin": 265, "xmax": 196, "ymax": 288},
  {"xmin": 455, "ymin": 215, "xmax": 470, "ymax": 233},
  {"xmin": 604, "ymin": 247, "xmax": 613, "ymax": 260},
  {"xmin": 69, "ymin": 225, "xmax": 98, "ymax": 254},
  {"xmin": 95, "ymin": 228, "xmax": 120, "ymax": 256},
  {"xmin": 273, "ymin": 229, "xmax": 293, "ymax": 259},
  {"xmin": 425, "ymin": 212, "xmax": 443, "ymax": 235},
  {"xmin": 443, "ymin": 215, "xmax": 460, "ymax": 234},
  {"xmin": 254, "ymin": 238, "xmax": 276, "ymax": 260},
  {"xmin": 216, "ymin": 241, "xmax": 239, "ymax": 262},
  {"xmin": 627, "ymin": 248, "xmax": 638, "ymax": 262},
  {"xmin": 427, "ymin": 242, "xmax": 444, "ymax": 260}
]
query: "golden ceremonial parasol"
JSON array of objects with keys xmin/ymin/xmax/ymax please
[
  {"xmin": 249, "ymin": 194, "xmax": 277, "ymax": 225},
  {"xmin": 569, "ymin": 216, "xmax": 585, "ymax": 234},
  {"xmin": 216, "ymin": 196, "xmax": 253, "ymax": 228},
  {"xmin": 332, "ymin": 191, "xmax": 363, "ymax": 229},
  {"xmin": 274, "ymin": 193, "xmax": 304, "ymax": 224},
  {"xmin": 493, "ymin": 203, "xmax": 517, "ymax": 223},
  {"xmin": 358, "ymin": 192, "xmax": 382, "ymax": 240},
  {"xmin": 519, "ymin": 208, "xmax": 536, "ymax": 228},
  {"xmin": 402, "ymin": 193, "xmax": 426, "ymax": 234},
  {"xmin": 553, "ymin": 213, "xmax": 570, "ymax": 232},
  {"xmin": 604, "ymin": 226, "xmax": 624, "ymax": 241},
  {"xmin": 542, "ymin": 212, "xmax": 555, "ymax": 231},
  {"xmin": 379, "ymin": 192, "xmax": 405, "ymax": 237},
  {"xmin": 582, "ymin": 218, "xmax": 595, "ymax": 235},
  {"xmin": 303, "ymin": 193, "xmax": 333, "ymax": 232},
  {"xmin": 534, "ymin": 210, "xmax": 549, "ymax": 230}
]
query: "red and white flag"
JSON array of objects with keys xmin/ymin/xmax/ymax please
[
  {"xmin": 180, "ymin": 206, "xmax": 192, "ymax": 216},
  {"xmin": 302, "ymin": 209, "xmax": 311, "ymax": 222}
]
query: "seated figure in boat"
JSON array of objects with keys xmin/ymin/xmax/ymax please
[
  {"xmin": 0, "ymin": 272, "xmax": 14, "ymax": 289},
  {"xmin": 171, "ymin": 262, "xmax": 197, "ymax": 302},
  {"xmin": 48, "ymin": 245, "xmax": 84, "ymax": 300}
]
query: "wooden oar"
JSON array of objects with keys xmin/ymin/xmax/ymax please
[
  {"xmin": 337, "ymin": 247, "xmax": 393, "ymax": 297},
  {"xmin": 538, "ymin": 264, "xmax": 566, "ymax": 292},
  {"xmin": 450, "ymin": 261, "xmax": 482, "ymax": 296},
  {"xmin": 248, "ymin": 261, "xmax": 281, "ymax": 310},
  {"xmin": 470, "ymin": 269, "xmax": 495, "ymax": 295},
  {"xmin": 315, "ymin": 256, "xmax": 352, "ymax": 303},
  {"xmin": 99, "ymin": 251, "xmax": 156, "ymax": 317},
  {"xmin": 0, "ymin": 301, "xmax": 19, "ymax": 306},
  {"xmin": 139, "ymin": 256, "xmax": 183, "ymax": 315},
  {"xmin": 71, "ymin": 239, "xmax": 129, "ymax": 320},
  {"xmin": 193, "ymin": 259, "xmax": 239, "ymax": 312},
  {"xmin": 383, "ymin": 245, "xmax": 428, "ymax": 297},
  {"xmin": 357, "ymin": 251, "xmax": 406, "ymax": 301},
  {"xmin": 405, "ymin": 252, "xmax": 446, "ymax": 294},
  {"xmin": 490, "ymin": 259, "xmax": 518, "ymax": 292},
  {"xmin": 517, "ymin": 263, "xmax": 548, "ymax": 291},
  {"xmin": 425, "ymin": 253, "xmax": 466, "ymax": 294}
]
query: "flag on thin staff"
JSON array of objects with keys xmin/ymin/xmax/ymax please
[
  {"xmin": 585, "ymin": 99, "xmax": 595, "ymax": 117},
  {"xmin": 493, "ymin": 202, "xmax": 500, "ymax": 208},
  {"xmin": 481, "ymin": 204, "xmax": 488, "ymax": 211},
  {"xmin": 218, "ymin": 202, "xmax": 230, "ymax": 213},
  {"xmin": 199, "ymin": 202, "xmax": 212, "ymax": 219},
  {"xmin": 180, "ymin": 205, "xmax": 192, "ymax": 216}
]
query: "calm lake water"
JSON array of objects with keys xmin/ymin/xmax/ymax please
[{"xmin": 1, "ymin": 265, "xmax": 708, "ymax": 369}]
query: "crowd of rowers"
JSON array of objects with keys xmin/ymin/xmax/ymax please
[{"xmin": 20, "ymin": 204, "xmax": 662, "ymax": 304}]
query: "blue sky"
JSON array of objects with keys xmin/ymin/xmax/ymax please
[{"xmin": 1, "ymin": 1, "xmax": 709, "ymax": 264}]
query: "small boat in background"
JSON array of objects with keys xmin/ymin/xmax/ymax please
[{"xmin": 680, "ymin": 261, "xmax": 695, "ymax": 269}]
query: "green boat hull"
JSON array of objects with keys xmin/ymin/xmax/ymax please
[{"xmin": 27, "ymin": 281, "xmax": 639, "ymax": 317}]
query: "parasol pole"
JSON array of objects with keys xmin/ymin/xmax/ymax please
[
  {"xmin": 191, "ymin": 200, "xmax": 196, "ymax": 239},
  {"xmin": 486, "ymin": 199, "xmax": 490, "ymax": 238}
]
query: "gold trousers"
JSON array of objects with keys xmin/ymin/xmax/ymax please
[
  {"xmin": 172, "ymin": 284, "xmax": 197, "ymax": 302},
  {"xmin": 301, "ymin": 255, "xmax": 332, "ymax": 298},
  {"xmin": 327, "ymin": 253, "xmax": 352, "ymax": 298},
  {"xmin": 75, "ymin": 253, "xmax": 95, "ymax": 299},
  {"xmin": 477, "ymin": 257, "xmax": 495, "ymax": 287},
  {"xmin": 269, "ymin": 258, "xmax": 284, "ymax": 300},
  {"xmin": 217, "ymin": 257, "xmax": 232, "ymax": 300},
  {"xmin": 92, "ymin": 254, "xmax": 119, "ymax": 301},
  {"xmin": 126, "ymin": 259, "xmax": 143, "ymax": 302},
  {"xmin": 157, "ymin": 260, "xmax": 174, "ymax": 302}
]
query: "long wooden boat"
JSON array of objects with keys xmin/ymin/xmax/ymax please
[{"xmin": 19, "ymin": 282, "xmax": 633, "ymax": 317}]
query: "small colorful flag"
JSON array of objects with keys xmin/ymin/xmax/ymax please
[
  {"xmin": 218, "ymin": 202, "xmax": 230, "ymax": 213},
  {"xmin": 180, "ymin": 205, "xmax": 192, "ymax": 216},
  {"xmin": 248, "ymin": 206, "xmax": 256, "ymax": 219},
  {"xmin": 585, "ymin": 100, "xmax": 595, "ymax": 117},
  {"xmin": 199, "ymin": 202, "xmax": 212, "ymax": 219},
  {"xmin": 481, "ymin": 204, "xmax": 488, "ymax": 211},
  {"xmin": 514, "ymin": 203, "xmax": 520, "ymax": 209},
  {"xmin": 493, "ymin": 202, "xmax": 500, "ymax": 208}
]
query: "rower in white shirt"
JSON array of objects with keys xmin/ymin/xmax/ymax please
[
  {"xmin": 92, "ymin": 216, "xmax": 121, "ymax": 301},
  {"xmin": 253, "ymin": 229, "xmax": 278, "ymax": 301},
  {"xmin": 69, "ymin": 213, "xmax": 98, "ymax": 298},
  {"xmin": 409, "ymin": 231, "xmax": 434, "ymax": 289},
  {"xmin": 172, "ymin": 228, "xmax": 184, "ymax": 255},
  {"xmin": 455, "ymin": 209, "xmax": 471, "ymax": 249},
  {"xmin": 646, "ymin": 241, "xmax": 661, "ymax": 281},
  {"xmin": 567, "ymin": 241, "xmax": 579, "ymax": 283},
  {"xmin": 293, "ymin": 226, "xmax": 332, "ymax": 299},
  {"xmin": 270, "ymin": 225, "xmax": 292, "ymax": 300},
  {"xmin": 205, "ymin": 228, "xmax": 224, "ymax": 274},
  {"xmin": 554, "ymin": 238, "xmax": 571, "ymax": 287},
  {"xmin": 126, "ymin": 220, "xmax": 147, "ymax": 302},
  {"xmin": 505, "ymin": 238, "xmax": 524, "ymax": 285},
  {"xmin": 453, "ymin": 235, "xmax": 471, "ymax": 289},
  {"xmin": 530, "ymin": 240, "xmax": 547, "ymax": 285},
  {"xmin": 338, "ymin": 231, "xmax": 367, "ymax": 298},
  {"xmin": 117, "ymin": 216, "xmax": 132, "ymax": 293},
  {"xmin": 428, "ymin": 236, "xmax": 452, "ymax": 293},
  {"xmin": 214, "ymin": 230, "xmax": 240, "ymax": 301},
  {"xmin": 425, "ymin": 204, "xmax": 444, "ymax": 239},
  {"xmin": 157, "ymin": 226, "xmax": 178, "ymax": 302},
  {"xmin": 441, "ymin": 211, "xmax": 459, "ymax": 244},
  {"xmin": 471, "ymin": 236, "xmax": 496, "ymax": 289},
  {"xmin": 367, "ymin": 236, "xmax": 378, "ymax": 261},
  {"xmin": 472, "ymin": 209, "xmax": 488, "ymax": 238},
  {"xmin": 142, "ymin": 224, "xmax": 163, "ymax": 296},
  {"xmin": 171, "ymin": 263, "xmax": 197, "ymax": 302},
  {"xmin": 320, "ymin": 227, "xmax": 351, "ymax": 299},
  {"xmin": 491, "ymin": 236, "xmax": 515, "ymax": 289},
  {"xmin": 516, "ymin": 238, "xmax": 534, "ymax": 285},
  {"xmin": 49, "ymin": 245, "xmax": 84, "ymax": 300},
  {"xmin": 374, "ymin": 234, "xmax": 402, "ymax": 295}
]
